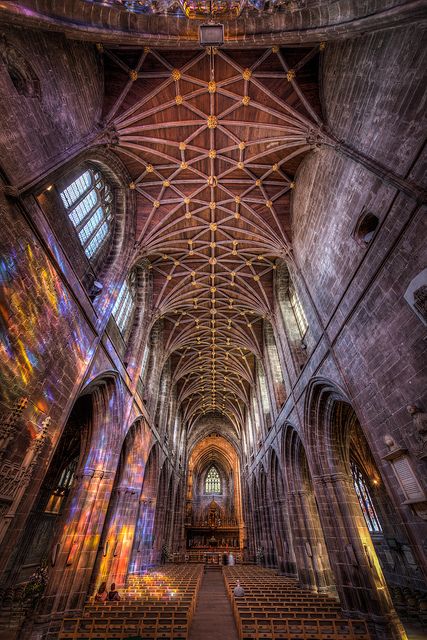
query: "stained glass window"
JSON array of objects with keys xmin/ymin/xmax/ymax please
[
  {"xmin": 60, "ymin": 168, "xmax": 113, "ymax": 260},
  {"xmin": 351, "ymin": 461, "xmax": 382, "ymax": 533},
  {"xmin": 112, "ymin": 273, "xmax": 136, "ymax": 336},
  {"xmin": 206, "ymin": 466, "xmax": 221, "ymax": 494}
]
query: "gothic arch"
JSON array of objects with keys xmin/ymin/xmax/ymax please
[{"xmin": 303, "ymin": 378, "xmax": 404, "ymax": 633}]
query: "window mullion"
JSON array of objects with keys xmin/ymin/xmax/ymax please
[
  {"xmin": 73, "ymin": 191, "xmax": 101, "ymax": 233},
  {"xmin": 81, "ymin": 208, "xmax": 106, "ymax": 250}
]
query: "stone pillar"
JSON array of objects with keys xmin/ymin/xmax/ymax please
[
  {"xmin": 313, "ymin": 472, "xmax": 406, "ymax": 640},
  {"xmin": 130, "ymin": 497, "xmax": 156, "ymax": 574},
  {"xmin": 34, "ymin": 467, "xmax": 116, "ymax": 635},
  {"xmin": 289, "ymin": 489, "xmax": 321, "ymax": 590},
  {"xmin": 272, "ymin": 496, "xmax": 297, "ymax": 576}
]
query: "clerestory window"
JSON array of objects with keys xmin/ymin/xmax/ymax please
[
  {"xmin": 112, "ymin": 272, "xmax": 136, "ymax": 336},
  {"xmin": 60, "ymin": 168, "xmax": 113, "ymax": 260},
  {"xmin": 289, "ymin": 282, "xmax": 308, "ymax": 338}
]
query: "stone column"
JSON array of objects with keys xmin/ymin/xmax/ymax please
[
  {"xmin": 105, "ymin": 488, "xmax": 140, "ymax": 587},
  {"xmin": 272, "ymin": 496, "xmax": 297, "ymax": 576},
  {"xmin": 130, "ymin": 497, "xmax": 156, "ymax": 574},
  {"xmin": 35, "ymin": 467, "xmax": 116, "ymax": 633},
  {"xmin": 313, "ymin": 472, "xmax": 406, "ymax": 640}
]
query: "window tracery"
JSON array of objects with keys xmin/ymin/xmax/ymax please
[
  {"xmin": 60, "ymin": 168, "xmax": 113, "ymax": 260},
  {"xmin": 205, "ymin": 466, "xmax": 221, "ymax": 494},
  {"xmin": 112, "ymin": 272, "xmax": 136, "ymax": 336},
  {"xmin": 289, "ymin": 282, "xmax": 308, "ymax": 339},
  {"xmin": 351, "ymin": 461, "xmax": 382, "ymax": 534},
  {"xmin": 45, "ymin": 457, "xmax": 78, "ymax": 515}
]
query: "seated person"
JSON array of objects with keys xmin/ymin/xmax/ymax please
[
  {"xmin": 95, "ymin": 581, "xmax": 108, "ymax": 602},
  {"xmin": 108, "ymin": 583, "xmax": 121, "ymax": 601},
  {"xmin": 233, "ymin": 579, "xmax": 245, "ymax": 597}
]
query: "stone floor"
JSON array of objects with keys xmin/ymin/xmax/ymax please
[{"xmin": 188, "ymin": 566, "xmax": 238, "ymax": 640}]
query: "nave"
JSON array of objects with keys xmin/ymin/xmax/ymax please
[
  {"xmin": 54, "ymin": 562, "xmax": 378, "ymax": 640},
  {"xmin": 0, "ymin": 2, "xmax": 426, "ymax": 640}
]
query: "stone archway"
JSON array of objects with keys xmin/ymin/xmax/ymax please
[{"xmin": 304, "ymin": 378, "xmax": 406, "ymax": 640}]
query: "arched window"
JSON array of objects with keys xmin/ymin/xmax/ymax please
[
  {"xmin": 289, "ymin": 281, "xmax": 308, "ymax": 339},
  {"xmin": 112, "ymin": 272, "xmax": 136, "ymax": 335},
  {"xmin": 45, "ymin": 457, "xmax": 78, "ymax": 515},
  {"xmin": 205, "ymin": 466, "xmax": 221, "ymax": 494},
  {"xmin": 258, "ymin": 362, "xmax": 271, "ymax": 429},
  {"xmin": 351, "ymin": 461, "xmax": 382, "ymax": 533},
  {"xmin": 60, "ymin": 167, "xmax": 113, "ymax": 260}
]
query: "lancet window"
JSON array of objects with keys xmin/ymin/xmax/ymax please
[
  {"xmin": 351, "ymin": 461, "xmax": 382, "ymax": 533},
  {"xmin": 112, "ymin": 272, "xmax": 136, "ymax": 336},
  {"xmin": 289, "ymin": 281, "xmax": 308, "ymax": 338}
]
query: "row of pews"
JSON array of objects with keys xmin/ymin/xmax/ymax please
[
  {"xmin": 58, "ymin": 564, "xmax": 203, "ymax": 640},
  {"xmin": 223, "ymin": 566, "xmax": 372, "ymax": 640}
]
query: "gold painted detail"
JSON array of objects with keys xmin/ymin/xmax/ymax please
[
  {"xmin": 207, "ymin": 115, "xmax": 218, "ymax": 129},
  {"xmin": 242, "ymin": 68, "xmax": 252, "ymax": 80},
  {"xmin": 172, "ymin": 68, "xmax": 181, "ymax": 81}
]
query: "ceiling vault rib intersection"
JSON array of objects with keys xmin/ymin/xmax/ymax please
[{"xmin": 98, "ymin": 44, "xmax": 323, "ymax": 436}]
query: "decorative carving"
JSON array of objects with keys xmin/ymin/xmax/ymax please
[
  {"xmin": 383, "ymin": 434, "xmax": 427, "ymax": 520},
  {"xmin": 407, "ymin": 405, "xmax": 427, "ymax": 459},
  {"xmin": 207, "ymin": 115, "xmax": 218, "ymax": 129},
  {"xmin": 0, "ymin": 396, "xmax": 28, "ymax": 458},
  {"xmin": 0, "ymin": 35, "xmax": 40, "ymax": 98},
  {"xmin": 0, "ymin": 460, "xmax": 25, "ymax": 502},
  {"xmin": 87, "ymin": 0, "xmax": 293, "ymax": 19}
]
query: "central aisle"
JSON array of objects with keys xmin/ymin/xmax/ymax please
[{"xmin": 189, "ymin": 566, "xmax": 238, "ymax": 640}]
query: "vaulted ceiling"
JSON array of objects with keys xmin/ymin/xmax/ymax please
[{"xmin": 100, "ymin": 45, "xmax": 323, "ymax": 437}]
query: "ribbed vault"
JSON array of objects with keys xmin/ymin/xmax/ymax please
[{"xmin": 100, "ymin": 45, "xmax": 323, "ymax": 432}]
